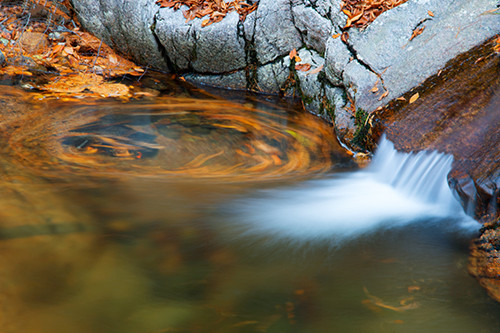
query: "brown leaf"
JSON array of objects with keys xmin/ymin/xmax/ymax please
[
  {"xmin": 409, "ymin": 26, "xmax": 425, "ymax": 41},
  {"xmin": 396, "ymin": 96, "xmax": 406, "ymax": 101},
  {"xmin": 341, "ymin": 31, "xmax": 349, "ymax": 43},
  {"xmin": 428, "ymin": 10, "xmax": 434, "ymax": 17},
  {"xmin": 201, "ymin": 19, "xmax": 211, "ymax": 27},
  {"xmin": 295, "ymin": 63, "xmax": 312, "ymax": 72},
  {"xmin": 289, "ymin": 48, "xmax": 297, "ymax": 60},
  {"xmin": 409, "ymin": 92, "xmax": 419, "ymax": 104},
  {"xmin": 332, "ymin": 33, "xmax": 341, "ymax": 39}
]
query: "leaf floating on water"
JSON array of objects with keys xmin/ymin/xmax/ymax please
[
  {"xmin": 428, "ymin": 10, "xmax": 434, "ymax": 17},
  {"xmin": 409, "ymin": 92, "xmax": 419, "ymax": 104},
  {"xmin": 332, "ymin": 33, "xmax": 341, "ymax": 39},
  {"xmin": 362, "ymin": 287, "xmax": 419, "ymax": 312},
  {"xmin": 233, "ymin": 321, "xmax": 258, "ymax": 327},
  {"xmin": 407, "ymin": 285, "xmax": 421, "ymax": 293}
]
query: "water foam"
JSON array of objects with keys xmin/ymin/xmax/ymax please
[{"xmin": 230, "ymin": 136, "xmax": 478, "ymax": 243}]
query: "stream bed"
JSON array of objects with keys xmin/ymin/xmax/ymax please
[{"xmin": 0, "ymin": 75, "xmax": 500, "ymax": 333}]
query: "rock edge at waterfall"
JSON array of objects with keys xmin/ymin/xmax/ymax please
[{"xmin": 70, "ymin": 0, "xmax": 500, "ymax": 150}]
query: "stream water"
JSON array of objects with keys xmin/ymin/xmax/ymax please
[{"xmin": 1, "ymin": 76, "xmax": 500, "ymax": 332}]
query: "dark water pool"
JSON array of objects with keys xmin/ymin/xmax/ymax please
[{"xmin": 0, "ymin": 78, "xmax": 499, "ymax": 333}]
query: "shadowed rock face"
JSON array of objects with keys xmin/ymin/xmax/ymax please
[
  {"xmin": 373, "ymin": 38, "xmax": 499, "ymax": 222},
  {"xmin": 367, "ymin": 38, "xmax": 499, "ymax": 302}
]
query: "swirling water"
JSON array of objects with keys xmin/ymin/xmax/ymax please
[{"xmin": 0, "ymin": 81, "xmax": 499, "ymax": 333}]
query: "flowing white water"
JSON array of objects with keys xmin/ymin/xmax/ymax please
[{"xmin": 231, "ymin": 136, "xmax": 478, "ymax": 243}]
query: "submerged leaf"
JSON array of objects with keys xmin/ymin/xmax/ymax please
[{"xmin": 409, "ymin": 92, "xmax": 419, "ymax": 104}]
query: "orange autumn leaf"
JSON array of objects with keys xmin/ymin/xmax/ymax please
[
  {"xmin": 345, "ymin": 11, "xmax": 363, "ymax": 28},
  {"xmin": 409, "ymin": 26, "xmax": 425, "ymax": 41},
  {"xmin": 307, "ymin": 64, "xmax": 324, "ymax": 75},
  {"xmin": 342, "ymin": 9, "xmax": 352, "ymax": 17},
  {"xmin": 428, "ymin": 10, "xmax": 434, "ymax": 17},
  {"xmin": 332, "ymin": 33, "xmax": 341, "ymax": 39},
  {"xmin": 341, "ymin": 31, "xmax": 349, "ymax": 43},
  {"xmin": 289, "ymin": 48, "xmax": 297, "ymax": 60},
  {"xmin": 396, "ymin": 96, "xmax": 406, "ymax": 101},
  {"xmin": 378, "ymin": 90, "xmax": 389, "ymax": 100},
  {"xmin": 409, "ymin": 92, "xmax": 419, "ymax": 103}
]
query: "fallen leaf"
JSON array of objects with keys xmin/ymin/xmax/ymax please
[
  {"xmin": 332, "ymin": 33, "xmax": 341, "ymax": 39},
  {"xmin": 378, "ymin": 90, "xmax": 389, "ymax": 100},
  {"xmin": 342, "ymin": 9, "xmax": 352, "ymax": 17},
  {"xmin": 409, "ymin": 92, "xmax": 419, "ymax": 104},
  {"xmin": 63, "ymin": 46, "xmax": 74, "ymax": 55},
  {"xmin": 295, "ymin": 63, "xmax": 311, "ymax": 71},
  {"xmin": 396, "ymin": 96, "xmax": 406, "ymax": 101},
  {"xmin": 108, "ymin": 53, "xmax": 118, "ymax": 64},
  {"xmin": 341, "ymin": 31, "xmax": 349, "ymax": 43},
  {"xmin": 289, "ymin": 48, "xmax": 297, "ymax": 60},
  {"xmin": 407, "ymin": 285, "xmax": 421, "ymax": 293},
  {"xmin": 428, "ymin": 10, "xmax": 434, "ymax": 17},
  {"xmin": 307, "ymin": 64, "xmax": 324, "ymax": 75},
  {"xmin": 370, "ymin": 85, "xmax": 379, "ymax": 93},
  {"xmin": 201, "ymin": 19, "xmax": 211, "ymax": 27},
  {"xmin": 409, "ymin": 26, "xmax": 425, "ymax": 41}
]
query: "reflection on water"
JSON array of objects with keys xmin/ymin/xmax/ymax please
[{"xmin": 0, "ymin": 80, "xmax": 499, "ymax": 332}]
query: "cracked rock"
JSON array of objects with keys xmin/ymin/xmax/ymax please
[
  {"xmin": 342, "ymin": 60, "xmax": 379, "ymax": 112},
  {"xmin": 71, "ymin": 0, "xmax": 168, "ymax": 70},
  {"xmin": 292, "ymin": 5, "xmax": 334, "ymax": 54},
  {"xmin": 324, "ymin": 36, "xmax": 352, "ymax": 85},
  {"xmin": 253, "ymin": 0, "xmax": 303, "ymax": 64},
  {"xmin": 155, "ymin": 9, "xmax": 246, "ymax": 73},
  {"xmin": 295, "ymin": 49, "xmax": 325, "ymax": 114},
  {"xmin": 257, "ymin": 56, "xmax": 291, "ymax": 94},
  {"xmin": 348, "ymin": 0, "xmax": 500, "ymax": 108}
]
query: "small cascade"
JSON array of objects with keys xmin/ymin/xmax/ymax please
[
  {"xmin": 369, "ymin": 135, "xmax": 462, "ymax": 214},
  {"xmin": 229, "ymin": 135, "xmax": 478, "ymax": 243}
]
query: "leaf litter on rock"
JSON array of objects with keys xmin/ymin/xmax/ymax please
[
  {"xmin": 156, "ymin": 0, "xmax": 257, "ymax": 27},
  {"xmin": 341, "ymin": 0, "xmax": 407, "ymax": 28}
]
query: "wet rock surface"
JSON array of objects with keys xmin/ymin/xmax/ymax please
[
  {"xmin": 369, "ymin": 38, "xmax": 500, "ymax": 303},
  {"xmin": 469, "ymin": 217, "xmax": 500, "ymax": 303},
  {"xmin": 373, "ymin": 38, "xmax": 499, "ymax": 221}
]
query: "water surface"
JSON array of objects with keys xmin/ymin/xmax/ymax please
[{"xmin": 0, "ymin": 78, "xmax": 499, "ymax": 333}]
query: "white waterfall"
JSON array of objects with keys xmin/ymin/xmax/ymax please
[{"xmin": 231, "ymin": 135, "xmax": 478, "ymax": 243}]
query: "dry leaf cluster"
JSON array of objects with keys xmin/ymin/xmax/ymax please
[
  {"xmin": 341, "ymin": 0, "xmax": 407, "ymax": 28},
  {"xmin": 0, "ymin": 1, "xmax": 144, "ymax": 99},
  {"xmin": 156, "ymin": 0, "xmax": 257, "ymax": 27}
]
